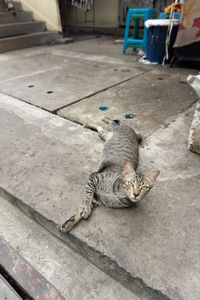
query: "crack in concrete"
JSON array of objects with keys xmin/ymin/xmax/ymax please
[
  {"xmin": 53, "ymin": 70, "xmax": 150, "ymax": 114},
  {"xmin": 0, "ymin": 91, "xmax": 52, "ymax": 113}
]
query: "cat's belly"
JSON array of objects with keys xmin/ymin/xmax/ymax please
[{"xmin": 95, "ymin": 191, "xmax": 132, "ymax": 208}]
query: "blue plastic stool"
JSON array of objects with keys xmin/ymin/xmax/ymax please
[
  {"xmin": 123, "ymin": 8, "xmax": 157, "ymax": 54},
  {"xmin": 159, "ymin": 12, "xmax": 181, "ymax": 19}
]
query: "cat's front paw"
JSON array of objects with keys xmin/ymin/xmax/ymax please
[{"xmin": 81, "ymin": 204, "xmax": 92, "ymax": 219}]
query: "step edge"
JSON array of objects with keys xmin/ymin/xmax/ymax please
[{"xmin": 0, "ymin": 185, "xmax": 171, "ymax": 300}]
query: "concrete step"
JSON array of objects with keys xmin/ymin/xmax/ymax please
[
  {"xmin": 0, "ymin": 11, "xmax": 33, "ymax": 24},
  {"xmin": 0, "ymin": 31, "xmax": 60, "ymax": 53},
  {"xmin": 0, "ymin": 274, "xmax": 22, "ymax": 300},
  {"xmin": 0, "ymin": 21, "xmax": 46, "ymax": 38},
  {"xmin": 0, "ymin": 1, "xmax": 22, "ymax": 12},
  {"xmin": 0, "ymin": 236, "xmax": 65, "ymax": 300},
  {"xmin": 0, "ymin": 92, "xmax": 200, "ymax": 300},
  {"xmin": 0, "ymin": 193, "xmax": 138, "ymax": 300}
]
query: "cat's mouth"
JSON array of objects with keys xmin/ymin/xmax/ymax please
[
  {"xmin": 132, "ymin": 193, "xmax": 144, "ymax": 202},
  {"xmin": 129, "ymin": 195, "xmax": 140, "ymax": 202}
]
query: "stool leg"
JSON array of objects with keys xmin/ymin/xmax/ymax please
[{"xmin": 123, "ymin": 12, "xmax": 131, "ymax": 55}]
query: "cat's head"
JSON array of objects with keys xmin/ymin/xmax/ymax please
[{"xmin": 123, "ymin": 161, "xmax": 160, "ymax": 202}]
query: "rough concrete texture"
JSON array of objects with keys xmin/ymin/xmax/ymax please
[
  {"xmin": 0, "ymin": 92, "xmax": 102, "ymax": 224},
  {"xmin": 72, "ymin": 108, "xmax": 200, "ymax": 300},
  {"xmin": 58, "ymin": 69, "xmax": 197, "ymax": 137},
  {"xmin": 0, "ymin": 275, "xmax": 21, "ymax": 300},
  {"xmin": 0, "ymin": 49, "xmax": 147, "ymax": 111},
  {"xmin": 0, "ymin": 196, "xmax": 138, "ymax": 300},
  {"xmin": 0, "ymin": 11, "xmax": 33, "ymax": 25},
  {"xmin": 0, "ymin": 91, "xmax": 200, "ymax": 299},
  {"xmin": 50, "ymin": 36, "xmax": 200, "ymax": 75},
  {"xmin": 0, "ymin": 21, "xmax": 46, "ymax": 38},
  {"xmin": 188, "ymin": 101, "xmax": 200, "ymax": 154},
  {"xmin": 1, "ymin": 38, "xmax": 200, "ymax": 300},
  {"xmin": 0, "ymin": 31, "xmax": 60, "ymax": 54}
]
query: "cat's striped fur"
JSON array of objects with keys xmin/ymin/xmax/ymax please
[{"xmin": 61, "ymin": 118, "xmax": 159, "ymax": 232}]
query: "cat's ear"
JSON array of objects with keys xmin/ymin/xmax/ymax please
[
  {"xmin": 123, "ymin": 161, "xmax": 136, "ymax": 180},
  {"xmin": 145, "ymin": 170, "xmax": 160, "ymax": 187}
]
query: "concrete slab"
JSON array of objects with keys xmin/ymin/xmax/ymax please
[
  {"xmin": 0, "ymin": 51, "xmax": 146, "ymax": 111},
  {"xmin": 0, "ymin": 236, "xmax": 65, "ymax": 300},
  {"xmin": 0, "ymin": 195, "xmax": 137, "ymax": 300},
  {"xmin": 0, "ymin": 31, "xmax": 60, "ymax": 54},
  {"xmin": 0, "ymin": 11, "xmax": 33, "ymax": 25},
  {"xmin": 0, "ymin": 275, "xmax": 21, "ymax": 300},
  {"xmin": 70, "ymin": 108, "xmax": 200, "ymax": 300},
  {"xmin": 58, "ymin": 69, "xmax": 197, "ymax": 137},
  {"xmin": 0, "ymin": 21, "xmax": 45, "ymax": 38},
  {"xmin": 1, "ymin": 92, "xmax": 200, "ymax": 299},
  {"xmin": 0, "ymin": 92, "xmax": 102, "ymax": 224},
  {"xmin": 50, "ymin": 37, "xmax": 200, "ymax": 75}
]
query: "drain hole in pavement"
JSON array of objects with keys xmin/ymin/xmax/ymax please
[
  {"xmin": 121, "ymin": 69, "xmax": 130, "ymax": 72},
  {"xmin": 99, "ymin": 106, "xmax": 108, "ymax": 111},
  {"xmin": 158, "ymin": 77, "xmax": 164, "ymax": 80},
  {"xmin": 28, "ymin": 85, "xmax": 34, "ymax": 88},
  {"xmin": 47, "ymin": 91, "xmax": 54, "ymax": 94},
  {"xmin": 179, "ymin": 81, "xmax": 186, "ymax": 84},
  {"xmin": 125, "ymin": 114, "xmax": 136, "ymax": 119}
]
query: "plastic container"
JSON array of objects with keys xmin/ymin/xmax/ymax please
[{"xmin": 145, "ymin": 19, "xmax": 180, "ymax": 63}]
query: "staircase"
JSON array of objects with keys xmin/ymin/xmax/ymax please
[{"xmin": 0, "ymin": 1, "xmax": 60, "ymax": 53}]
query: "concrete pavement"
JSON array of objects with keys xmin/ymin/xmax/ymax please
[
  {"xmin": 0, "ymin": 36, "xmax": 200, "ymax": 299},
  {"xmin": 0, "ymin": 195, "xmax": 138, "ymax": 300}
]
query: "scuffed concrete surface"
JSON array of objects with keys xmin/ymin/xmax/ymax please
[
  {"xmin": 0, "ymin": 93, "xmax": 102, "ymax": 224},
  {"xmin": 0, "ymin": 37, "xmax": 200, "ymax": 300},
  {"xmin": 0, "ymin": 90, "xmax": 200, "ymax": 299},
  {"xmin": 0, "ymin": 50, "xmax": 146, "ymax": 111},
  {"xmin": 73, "ymin": 108, "xmax": 200, "ymax": 300},
  {"xmin": 58, "ymin": 69, "xmax": 197, "ymax": 137},
  {"xmin": 0, "ymin": 195, "xmax": 139, "ymax": 300},
  {"xmin": 0, "ymin": 275, "xmax": 20, "ymax": 300},
  {"xmin": 188, "ymin": 101, "xmax": 200, "ymax": 155}
]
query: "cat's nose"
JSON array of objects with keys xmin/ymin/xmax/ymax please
[{"xmin": 133, "ymin": 189, "xmax": 139, "ymax": 197}]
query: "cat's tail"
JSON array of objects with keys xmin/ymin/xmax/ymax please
[
  {"xmin": 61, "ymin": 208, "xmax": 83, "ymax": 232},
  {"xmin": 102, "ymin": 117, "xmax": 120, "ymax": 124}
]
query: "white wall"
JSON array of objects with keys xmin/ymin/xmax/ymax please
[{"xmin": 18, "ymin": 0, "xmax": 62, "ymax": 31}]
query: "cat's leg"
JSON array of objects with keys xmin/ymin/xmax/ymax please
[
  {"xmin": 98, "ymin": 129, "xmax": 113, "ymax": 142},
  {"xmin": 61, "ymin": 174, "xmax": 98, "ymax": 232},
  {"xmin": 83, "ymin": 123, "xmax": 103, "ymax": 132},
  {"xmin": 81, "ymin": 173, "xmax": 99, "ymax": 218}
]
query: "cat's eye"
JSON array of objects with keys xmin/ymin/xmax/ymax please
[
  {"xmin": 141, "ymin": 186, "xmax": 148, "ymax": 191},
  {"xmin": 128, "ymin": 181, "xmax": 134, "ymax": 187}
]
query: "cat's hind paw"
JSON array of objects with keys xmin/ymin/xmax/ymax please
[
  {"xmin": 61, "ymin": 218, "xmax": 75, "ymax": 232},
  {"xmin": 61, "ymin": 207, "xmax": 83, "ymax": 232}
]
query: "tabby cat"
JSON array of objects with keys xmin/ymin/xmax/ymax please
[{"xmin": 61, "ymin": 118, "xmax": 160, "ymax": 232}]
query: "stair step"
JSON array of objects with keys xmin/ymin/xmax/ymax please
[
  {"xmin": 0, "ymin": 21, "xmax": 46, "ymax": 38},
  {"xmin": 0, "ymin": 1, "xmax": 22, "ymax": 12},
  {"xmin": 0, "ymin": 31, "xmax": 60, "ymax": 53},
  {"xmin": 0, "ymin": 11, "xmax": 33, "ymax": 24}
]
